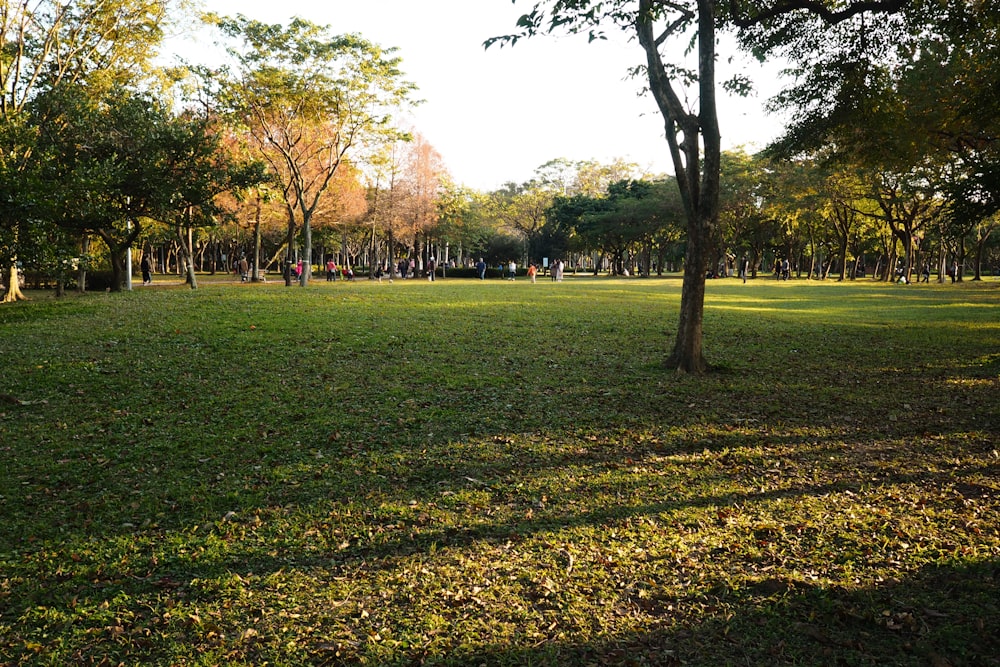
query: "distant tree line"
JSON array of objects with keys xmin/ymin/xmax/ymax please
[{"xmin": 2, "ymin": 1, "xmax": 997, "ymax": 305}]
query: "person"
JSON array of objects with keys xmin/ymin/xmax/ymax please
[
  {"xmin": 238, "ymin": 255, "xmax": 249, "ymax": 282},
  {"xmin": 398, "ymin": 258, "xmax": 408, "ymax": 279},
  {"xmin": 140, "ymin": 255, "xmax": 152, "ymax": 286},
  {"xmin": 781, "ymin": 258, "xmax": 790, "ymax": 281},
  {"xmin": 476, "ymin": 258, "xmax": 487, "ymax": 280},
  {"xmin": 527, "ymin": 263, "xmax": 537, "ymax": 283},
  {"xmin": 295, "ymin": 259, "xmax": 303, "ymax": 279},
  {"xmin": 739, "ymin": 256, "xmax": 749, "ymax": 284},
  {"xmin": 326, "ymin": 258, "xmax": 336, "ymax": 281},
  {"xmin": 556, "ymin": 259, "xmax": 564, "ymax": 282},
  {"xmin": 427, "ymin": 258, "xmax": 436, "ymax": 282},
  {"xmin": 508, "ymin": 260, "xmax": 517, "ymax": 280}
]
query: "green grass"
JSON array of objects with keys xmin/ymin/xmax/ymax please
[{"xmin": 1, "ymin": 275, "xmax": 998, "ymax": 666}]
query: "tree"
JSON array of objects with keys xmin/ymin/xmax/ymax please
[
  {"xmin": 750, "ymin": 0, "xmax": 1000, "ymax": 283},
  {"xmin": 717, "ymin": 150, "xmax": 771, "ymax": 278},
  {"xmin": 489, "ymin": 183, "xmax": 554, "ymax": 265},
  {"xmin": 610, "ymin": 181, "xmax": 678, "ymax": 274},
  {"xmin": 0, "ymin": 0, "xmax": 170, "ymax": 116},
  {"xmin": 30, "ymin": 86, "xmax": 265, "ymax": 290},
  {"xmin": 966, "ymin": 214, "xmax": 997, "ymax": 282},
  {"xmin": 495, "ymin": 0, "xmax": 909, "ymax": 372},
  {"xmin": 210, "ymin": 15, "xmax": 416, "ymax": 286},
  {"xmin": 0, "ymin": 0, "xmax": 173, "ymax": 301},
  {"xmin": 0, "ymin": 115, "xmax": 42, "ymax": 301},
  {"xmin": 433, "ymin": 184, "xmax": 495, "ymax": 268},
  {"xmin": 397, "ymin": 133, "xmax": 447, "ymax": 270},
  {"xmin": 549, "ymin": 178, "xmax": 682, "ymax": 275},
  {"xmin": 159, "ymin": 115, "xmax": 268, "ymax": 290}
]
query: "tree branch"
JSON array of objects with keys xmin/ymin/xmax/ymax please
[{"xmin": 728, "ymin": 0, "xmax": 909, "ymax": 28}]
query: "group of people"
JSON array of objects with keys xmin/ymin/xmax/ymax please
[
  {"xmin": 472, "ymin": 258, "xmax": 564, "ymax": 283},
  {"xmin": 325, "ymin": 259, "xmax": 354, "ymax": 281},
  {"xmin": 396, "ymin": 257, "xmax": 416, "ymax": 279},
  {"xmin": 549, "ymin": 259, "xmax": 565, "ymax": 282},
  {"xmin": 221, "ymin": 255, "xmax": 572, "ymax": 284},
  {"xmin": 773, "ymin": 258, "xmax": 791, "ymax": 281},
  {"xmin": 391, "ymin": 257, "xmax": 444, "ymax": 280}
]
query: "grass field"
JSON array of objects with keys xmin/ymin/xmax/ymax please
[{"xmin": 1, "ymin": 275, "xmax": 998, "ymax": 666}]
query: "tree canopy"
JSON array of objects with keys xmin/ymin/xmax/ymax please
[{"xmin": 208, "ymin": 14, "xmax": 418, "ymax": 285}]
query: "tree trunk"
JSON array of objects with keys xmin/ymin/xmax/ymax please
[
  {"xmin": 956, "ymin": 237, "xmax": 967, "ymax": 282},
  {"xmin": 252, "ymin": 199, "xmax": 263, "ymax": 282},
  {"xmin": 901, "ymin": 229, "xmax": 914, "ymax": 283},
  {"xmin": 77, "ymin": 234, "xmax": 90, "ymax": 294},
  {"xmin": 937, "ymin": 240, "xmax": 947, "ymax": 283},
  {"xmin": 666, "ymin": 225, "xmax": 710, "ymax": 373},
  {"xmin": 883, "ymin": 248, "xmax": 895, "ymax": 282},
  {"xmin": 388, "ymin": 228, "xmax": 396, "ymax": 276},
  {"xmin": 108, "ymin": 250, "xmax": 127, "ymax": 292},
  {"xmin": 639, "ymin": 0, "xmax": 718, "ymax": 373},
  {"xmin": 196, "ymin": 241, "xmax": 207, "ymax": 273},
  {"xmin": 96, "ymin": 223, "xmax": 142, "ymax": 292},
  {"xmin": 807, "ymin": 234, "xmax": 818, "ymax": 280},
  {"xmin": 300, "ymin": 211, "xmax": 312, "ymax": 287},
  {"xmin": 341, "ymin": 231, "xmax": 350, "ymax": 273},
  {"xmin": 972, "ymin": 228, "xmax": 990, "ymax": 280},
  {"xmin": 1, "ymin": 263, "xmax": 26, "ymax": 303},
  {"xmin": 284, "ymin": 218, "xmax": 296, "ymax": 287},
  {"xmin": 837, "ymin": 237, "xmax": 849, "ymax": 281},
  {"xmin": 177, "ymin": 223, "xmax": 199, "ymax": 290}
]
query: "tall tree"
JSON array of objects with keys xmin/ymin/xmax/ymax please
[
  {"xmin": 209, "ymin": 15, "xmax": 416, "ymax": 286},
  {"xmin": 574, "ymin": 179, "xmax": 679, "ymax": 275},
  {"xmin": 493, "ymin": 0, "xmax": 912, "ymax": 372},
  {"xmin": 0, "ymin": 0, "xmax": 170, "ymax": 116},
  {"xmin": 398, "ymin": 133, "xmax": 447, "ymax": 268}
]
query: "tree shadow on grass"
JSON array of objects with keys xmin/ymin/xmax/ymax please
[
  {"xmin": 1, "ymin": 413, "xmax": 997, "ymax": 665},
  {"xmin": 441, "ymin": 557, "xmax": 1000, "ymax": 667}
]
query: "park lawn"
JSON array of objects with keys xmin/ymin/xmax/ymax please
[{"xmin": 0, "ymin": 276, "xmax": 997, "ymax": 666}]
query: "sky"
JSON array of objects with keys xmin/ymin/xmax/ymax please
[{"xmin": 174, "ymin": 0, "xmax": 789, "ymax": 191}]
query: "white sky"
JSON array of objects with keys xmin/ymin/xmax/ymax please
[{"xmin": 175, "ymin": 0, "xmax": 789, "ymax": 191}]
